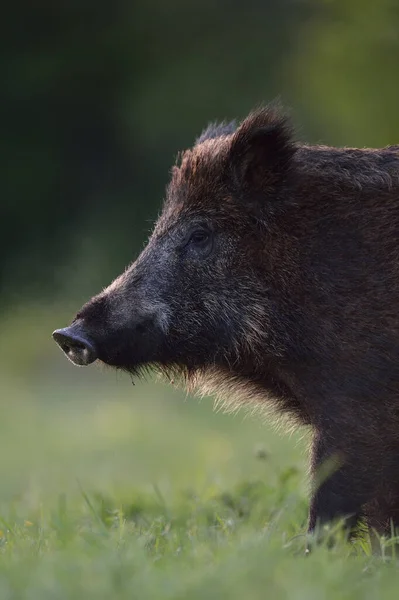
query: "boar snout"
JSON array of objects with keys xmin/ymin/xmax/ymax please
[{"xmin": 53, "ymin": 325, "xmax": 98, "ymax": 366}]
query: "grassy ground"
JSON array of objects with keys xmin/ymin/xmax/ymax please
[{"xmin": 1, "ymin": 307, "xmax": 399, "ymax": 598}]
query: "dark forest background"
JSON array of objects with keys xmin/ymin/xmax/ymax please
[{"xmin": 2, "ymin": 0, "xmax": 399, "ymax": 306}]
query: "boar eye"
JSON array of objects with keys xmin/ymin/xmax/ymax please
[
  {"xmin": 189, "ymin": 230, "xmax": 210, "ymax": 247},
  {"xmin": 181, "ymin": 226, "xmax": 213, "ymax": 257}
]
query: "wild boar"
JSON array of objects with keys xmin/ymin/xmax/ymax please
[{"xmin": 53, "ymin": 105, "xmax": 399, "ymax": 540}]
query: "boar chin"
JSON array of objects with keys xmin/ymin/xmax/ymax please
[{"xmin": 104, "ymin": 353, "xmax": 208, "ymax": 388}]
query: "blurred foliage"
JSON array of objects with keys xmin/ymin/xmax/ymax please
[
  {"xmin": 289, "ymin": 0, "xmax": 399, "ymax": 146},
  {"xmin": 2, "ymin": 0, "xmax": 399, "ymax": 303}
]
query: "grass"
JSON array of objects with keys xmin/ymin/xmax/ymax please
[{"xmin": 1, "ymin": 307, "xmax": 399, "ymax": 598}]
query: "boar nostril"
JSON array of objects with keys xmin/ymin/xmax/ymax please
[
  {"xmin": 60, "ymin": 340, "xmax": 84, "ymax": 354},
  {"xmin": 52, "ymin": 327, "xmax": 98, "ymax": 366}
]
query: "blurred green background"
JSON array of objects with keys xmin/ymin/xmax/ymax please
[{"xmin": 2, "ymin": 0, "xmax": 399, "ymax": 538}]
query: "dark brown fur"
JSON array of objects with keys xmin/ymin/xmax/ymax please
[{"xmin": 54, "ymin": 105, "xmax": 399, "ymax": 541}]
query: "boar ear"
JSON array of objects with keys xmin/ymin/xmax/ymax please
[{"xmin": 229, "ymin": 107, "xmax": 296, "ymax": 196}]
